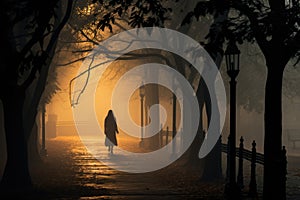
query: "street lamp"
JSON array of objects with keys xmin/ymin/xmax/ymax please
[
  {"xmin": 224, "ymin": 41, "xmax": 241, "ymax": 198},
  {"xmin": 139, "ymin": 82, "xmax": 145, "ymax": 146}
]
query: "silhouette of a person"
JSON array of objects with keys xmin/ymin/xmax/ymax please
[{"xmin": 104, "ymin": 110, "xmax": 119, "ymax": 154}]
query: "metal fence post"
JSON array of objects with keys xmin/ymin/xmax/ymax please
[
  {"xmin": 166, "ymin": 126, "xmax": 169, "ymax": 146},
  {"xmin": 249, "ymin": 140, "xmax": 257, "ymax": 197},
  {"xmin": 159, "ymin": 124, "xmax": 163, "ymax": 148},
  {"xmin": 237, "ymin": 136, "xmax": 244, "ymax": 189}
]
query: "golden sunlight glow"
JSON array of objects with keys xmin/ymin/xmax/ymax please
[{"xmin": 76, "ymin": 4, "xmax": 95, "ymax": 16}]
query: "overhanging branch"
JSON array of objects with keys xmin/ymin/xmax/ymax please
[{"xmin": 231, "ymin": 1, "xmax": 270, "ymax": 57}]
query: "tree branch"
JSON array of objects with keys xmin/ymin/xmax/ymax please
[
  {"xmin": 69, "ymin": 50, "xmax": 177, "ymax": 106},
  {"xmin": 285, "ymin": 30, "xmax": 300, "ymax": 62},
  {"xmin": 232, "ymin": 1, "xmax": 270, "ymax": 57},
  {"xmin": 68, "ymin": 22, "xmax": 100, "ymax": 46},
  {"xmin": 21, "ymin": 0, "xmax": 73, "ymax": 90},
  {"xmin": 23, "ymin": 0, "xmax": 74, "ymax": 138},
  {"xmin": 57, "ymin": 56, "xmax": 87, "ymax": 66}
]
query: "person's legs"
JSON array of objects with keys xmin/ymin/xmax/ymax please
[
  {"xmin": 108, "ymin": 145, "xmax": 111, "ymax": 152},
  {"xmin": 111, "ymin": 146, "xmax": 114, "ymax": 154}
]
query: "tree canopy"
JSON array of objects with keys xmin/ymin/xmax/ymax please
[{"xmin": 182, "ymin": 0, "xmax": 300, "ymax": 64}]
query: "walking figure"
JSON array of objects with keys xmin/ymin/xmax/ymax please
[{"xmin": 104, "ymin": 110, "xmax": 119, "ymax": 154}]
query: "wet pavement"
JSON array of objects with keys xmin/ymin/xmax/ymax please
[
  {"xmin": 7, "ymin": 136, "xmax": 300, "ymax": 199},
  {"xmin": 28, "ymin": 136, "xmax": 224, "ymax": 199}
]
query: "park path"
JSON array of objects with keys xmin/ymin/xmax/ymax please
[
  {"xmin": 29, "ymin": 136, "xmax": 224, "ymax": 199},
  {"xmin": 23, "ymin": 136, "xmax": 300, "ymax": 199}
]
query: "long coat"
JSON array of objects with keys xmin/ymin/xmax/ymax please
[{"xmin": 104, "ymin": 116, "xmax": 118, "ymax": 146}]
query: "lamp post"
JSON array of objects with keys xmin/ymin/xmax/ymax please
[
  {"xmin": 139, "ymin": 82, "xmax": 145, "ymax": 146},
  {"xmin": 224, "ymin": 41, "xmax": 240, "ymax": 198},
  {"xmin": 40, "ymin": 104, "xmax": 47, "ymax": 156}
]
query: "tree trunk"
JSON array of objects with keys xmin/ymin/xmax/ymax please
[
  {"xmin": 183, "ymin": 78, "xmax": 205, "ymax": 167},
  {"xmin": 145, "ymin": 84, "xmax": 160, "ymax": 150},
  {"xmin": 263, "ymin": 64, "xmax": 285, "ymax": 199},
  {"xmin": 197, "ymin": 3, "xmax": 228, "ymax": 181},
  {"xmin": 199, "ymin": 77, "xmax": 222, "ymax": 181},
  {"xmin": 28, "ymin": 121, "xmax": 42, "ymax": 164},
  {"xmin": 0, "ymin": 0, "xmax": 72, "ymax": 191},
  {"xmin": 0, "ymin": 87, "xmax": 32, "ymax": 190},
  {"xmin": 0, "ymin": 101, "xmax": 6, "ymax": 180}
]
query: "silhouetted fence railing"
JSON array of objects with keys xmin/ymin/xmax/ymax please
[
  {"xmin": 221, "ymin": 139, "xmax": 264, "ymax": 164},
  {"xmin": 221, "ymin": 136, "xmax": 287, "ymax": 197},
  {"xmin": 159, "ymin": 126, "xmax": 182, "ymax": 155}
]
